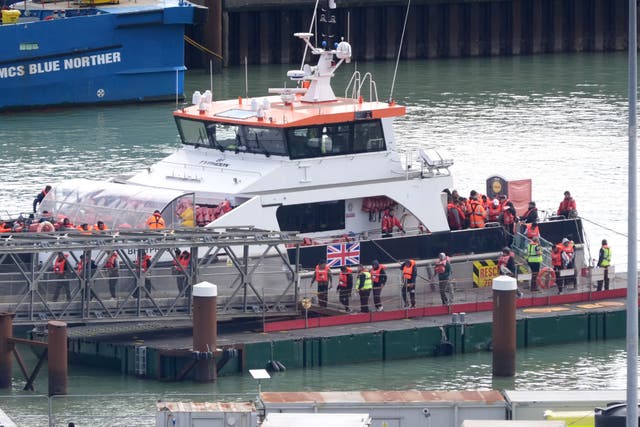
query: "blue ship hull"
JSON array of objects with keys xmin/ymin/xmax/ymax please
[{"xmin": 0, "ymin": 2, "xmax": 202, "ymax": 110}]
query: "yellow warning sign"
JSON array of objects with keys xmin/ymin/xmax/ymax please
[{"xmin": 472, "ymin": 260, "xmax": 500, "ymax": 288}]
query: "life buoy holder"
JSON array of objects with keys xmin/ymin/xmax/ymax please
[
  {"xmin": 36, "ymin": 221, "xmax": 55, "ymax": 233},
  {"xmin": 537, "ymin": 267, "xmax": 556, "ymax": 289}
]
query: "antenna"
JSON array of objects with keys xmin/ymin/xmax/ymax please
[
  {"xmin": 300, "ymin": 0, "xmax": 321, "ymax": 69},
  {"xmin": 389, "ymin": 0, "xmax": 411, "ymax": 102}
]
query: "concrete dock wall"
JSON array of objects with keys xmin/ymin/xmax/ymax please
[{"xmin": 200, "ymin": 0, "xmax": 630, "ymax": 67}]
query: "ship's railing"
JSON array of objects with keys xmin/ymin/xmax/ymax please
[
  {"xmin": 512, "ymin": 231, "xmax": 554, "ymax": 268},
  {"xmin": 344, "ymin": 71, "xmax": 379, "ymax": 103}
]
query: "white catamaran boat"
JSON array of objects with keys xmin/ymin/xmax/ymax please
[{"xmin": 38, "ymin": 1, "xmax": 584, "ymax": 269}]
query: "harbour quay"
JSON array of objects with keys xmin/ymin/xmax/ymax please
[
  {"xmin": 201, "ymin": 0, "xmax": 630, "ymax": 67},
  {"xmin": 65, "ymin": 289, "xmax": 628, "ymax": 381}
]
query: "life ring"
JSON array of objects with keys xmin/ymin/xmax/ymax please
[
  {"xmin": 36, "ymin": 221, "xmax": 55, "ymax": 233},
  {"xmin": 537, "ymin": 267, "xmax": 556, "ymax": 289}
]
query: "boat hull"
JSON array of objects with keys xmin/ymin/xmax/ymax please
[
  {"xmin": 288, "ymin": 218, "xmax": 585, "ymax": 268},
  {"xmin": 0, "ymin": 4, "xmax": 200, "ymax": 110}
]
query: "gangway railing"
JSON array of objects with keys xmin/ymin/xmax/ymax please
[{"xmin": 0, "ymin": 227, "xmax": 302, "ymax": 325}]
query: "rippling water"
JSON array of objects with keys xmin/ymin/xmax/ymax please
[
  {"xmin": 0, "ymin": 52, "xmax": 632, "ymax": 267},
  {"xmin": 0, "ymin": 338, "xmax": 633, "ymax": 425}
]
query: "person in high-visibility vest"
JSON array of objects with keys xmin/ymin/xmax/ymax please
[
  {"xmin": 527, "ymin": 236, "xmax": 543, "ymax": 291},
  {"xmin": 401, "ymin": 259, "xmax": 417, "ymax": 308},
  {"xmin": 597, "ymin": 239, "xmax": 612, "ymax": 291},
  {"xmin": 356, "ymin": 264, "xmax": 373, "ymax": 313},
  {"xmin": 310, "ymin": 261, "xmax": 332, "ymax": 307}
]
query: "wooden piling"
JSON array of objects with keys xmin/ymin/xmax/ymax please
[
  {"xmin": 0, "ymin": 313, "xmax": 13, "ymax": 389},
  {"xmin": 492, "ymin": 276, "xmax": 517, "ymax": 377},
  {"xmin": 48, "ymin": 320, "xmax": 67, "ymax": 396},
  {"xmin": 193, "ymin": 281, "xmax": 218, "ymax": 382}
]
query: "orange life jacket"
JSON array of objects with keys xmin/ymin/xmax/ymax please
[
  {"xmin": 53, "ymin": 255, "xmax": 67, "ymax": 275},
  {"xmin": 551, "ymin": 250, "xmax": 562, "ymax": 267},
  {"xmin": 487, "ymin": 204, "xmax": 501, "ymax": 222},
  {"xmin": 338, "ymin": 267, "xmax": 352, "ymax": 288},
  {"xmin": 469, "ymin": 201, "xmax": 485, "ymax": 228},
  {"xmin": 402, "ymin": 259, "xmax": 416, "ymax": 279},
  {"xmin": 146, "ymin": 213, "xmax": 166, "ymax": 230},
  {"xmin": 526, "ymin": 224, "xmax": 540, "ymax": 240},
  {"xmin": 434, "ymin": 257, "xmax": 450, "ymax": 274},
  {"xmin": 105, "ymin": 252, "xmax": 118, "ymax": 269},
  {"xmin": 370, "ymin": 265, "xmax": 385, "ymax": 283},
  {"xmin": 315, "ymin": 265, "xmax": 329, "ymax": 282}
]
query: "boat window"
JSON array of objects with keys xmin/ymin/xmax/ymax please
[
  {"xmin": 175, "ymin": 117, "xmax": 215, "ymax": 148},
  {"xmin": 276, "ymin": 200, "xmax": 345, "ymax": 233},
  {"xmin": 175, "ymin": 117, "xmax": 288, "ymax": 156},
  {"xmin": 286, "ymin": 120, "xmax": 385, "ymax": 159},
  {"xmin": 242, "ymin": 127, "xmax": 288, "ymax": 156}
]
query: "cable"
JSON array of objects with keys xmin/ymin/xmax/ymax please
[{"xmin": 183, "ymin": 35, "xmax": 223, "ymax": 60}]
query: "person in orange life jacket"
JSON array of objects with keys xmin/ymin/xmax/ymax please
[
  {"xmin": 446, "ymin": 197, "xmax": 465, "ymax": 230},
  {"xmin": 558, "ymin": 190, "xmax": 578, "ymax": 219},
  {"xmin": 77, "ymin": 254, "xmax": 99, "ymax": 300},
  {"xmin": 560, "ymin": 237, "xmax": 576, "ymax": 289},
  {"xmin": 146, "ymin": 210, "xmax": 166, "ymax": 230},
  {"xmin": 597, "ymin": 239, "xmax": 612, "ymax": 291},
  {"xmin": 77, "ymin": 223, "xmax": 92, "ymax": 234},
  {"xmin": 551, "ymin": 245, "xmax": 564, "ymax": 294},
  {"xmin": 434, "ymin": 252, "xmax": 453, "ymax": 305},
  {"xmin": 381, "ymin": 209, "xmax": 404, "ymax": 237},
  {"xmin": 103, "ymin": 250, "xmax": 119, "ymax": 299},
  {"xmin": 520, "ymin": 201, "xmax": 539, "ymax": 224},
  {"xmin": 525, "ymin": 220, "xmax": 540, "ymax": 241},
  {"xmin": 370, "ymin": 259, "xmax": 387, "ymax": 311},
  {"xmin": 134, "ymin": 250, "xmax": 153, "ymax": 297},
  {"xmin": 487, "ymin": 199, "xmax": 501, "ymax": 222},
  {"xmin": 51, "ymin": 252, "xmax": 72, "ymax": 302},
  {"xmin": 59, "ymin": 217, "xmax": 75, "ymax": 230},
  {"xmin": 173, "ymin": 250, "xmax": 192, "ymax": 298},
  {"xmin": 337, "ymin": 265, "xmax": 353, "ymax": 312},
  {"xmin": 310, "ymin": 260, "xmax": 332, "ymax": 307},
  {"xmin": 356, "ymin": 264, "xmax": 373, "ymax": 313},
  {"xmin": 94, "ymin": 220, "xmax": 108, "ymax": 231},
  {"xmin": 401, "ymin": 259, "xmax": 417, "ymax": 308},
  {"xmin": 500, "ymin": 201, "xmax": 517, "ymax": 241},
  {"xmin": 527, "ymin": 236, "xmax": 543, "ymax": 291},
  {"xmin": 33, "ymin": 185, "xmax": 51, "ymax": 213},
  {"xmin": 468, "ymin": 196, "xmax": 486, "ymax": 229}
]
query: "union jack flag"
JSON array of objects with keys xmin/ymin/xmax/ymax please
[{"xmin": 326, "ymin": 242, "xmax": 360, "ymax": 267}]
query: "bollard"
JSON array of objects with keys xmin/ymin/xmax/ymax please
[
  {"xmin": 492, "ymin": 275, "xmax": 517, "ymax": 377},
  {"xmin": 192, "ymin": 281, "xmax": 217, "ymax": 382},
  {"xmin": 48, "ymin": 320, "xmax": 68, "ymax": 396},
  {"xmin": 0, "ymin": 312, "xmax": 13, "ymax": 389}
]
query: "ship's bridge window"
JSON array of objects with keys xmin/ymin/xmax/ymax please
[
  {"xmin": 286, "ymin": 120, "xmax": 385, "ymax": 159},
  {"xmin": 175, "ymin": 117, "xmax": 288, "ymax": 156}
]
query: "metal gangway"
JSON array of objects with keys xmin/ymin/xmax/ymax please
[{"xmin": 0, "ymin": 227, "xmax": 302, "ymax": 325}]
